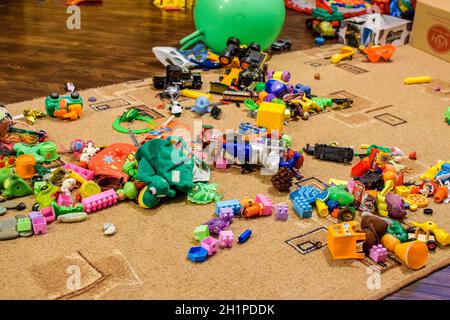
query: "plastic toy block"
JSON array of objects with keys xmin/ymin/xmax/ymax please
[
  {"xmin": 62, "ymin": 163, "xmax": 95, "ymax": 181},
  {"xmin": 327, "ymin": 221, "xmax": 366, "ymax": 260},
  {"xmin": 369, "ymin": 244, "xmax": 388, "ymax": 263},
  {"xmin": 219, "ymin": 207, "xmax": 234, "ymax": 220},
  {"xmin": 194, "ymin": 225, "xmax": 210, "ymax": 241},
  {"xmin": 215, "ymin": 199, "xmax": 242, "ymax": 216},
  {"xmin": 28, "ymin": 211, "xmax": 48, "ymax": 235},
  {"xmin": 52, "ymin": 202, "xmax": 84, "ymax": 218},
  {"xmin": 255, "ymin": 102, "xmax": 286, "ymax": 133},
  {"xmin": 16, "ymin": 217, "xmax": 32, "ymax": 233},
  {"xmin": 187, "ymin": 246, "xmax": 208, "ymax": 263},
  {"xmin": 40, "ymin": 206, "xmax": 56, "ymax": 223},
  {"xmin": 201, "ymin": 236, "xmax": 220, "ymax": 256},
  {"xmin": 394, "ymin": 186, "xmax": 411, "ymax": 198},
  {"xmin": 292, "ymin": 196, "xmax": 313, "ymax": 218},
  {"xmin": 81, "ymin": 189, "xmax": 118, "ymax": 214},
  {"xmin": 255, "ymin": 194, "xmax": 274, "ymax": 216},
  {"xmin": 238, "ymin": 229, "xmax": 252, "ymax": 244},
  {"xmin": 275, "ymin": 203, "xmax": 289, "ymax": 221},
  {"xmin": 219, "ymin": 230, "xmax": 234, "ymax": 248},
  {"xmin": 57, "ymin": 193, "xmax": 74, "ymax": 207}
]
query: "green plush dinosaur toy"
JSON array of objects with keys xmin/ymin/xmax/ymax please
[{"xmin": 138, "ymin": 175, "xmax": 177, "ymax": 208}]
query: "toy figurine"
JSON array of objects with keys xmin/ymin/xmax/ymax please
[
  {"xmin": 79, "ymin": 141, "xmax": 100, "ymax": 163},
  {"xmin": 60, "ymin": 178, "xmax": 77, "ymax": 196}
]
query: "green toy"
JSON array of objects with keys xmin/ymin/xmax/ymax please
[
  {"xmin": 112, "ymin": 108, "xmax": 156, "ymax": 134},
  {"xmin": 179, "ymin": 0, "xmax": 285, "ymax": 52},
  {"xmin": 45, "ymin": 92, "xmax": 83, "ymax": 119},
  {"xmin": 387, "ymin": 219, "xmax": 409, "ymax": 243},
  {"xmin": 445, "ymin": 106, "xmax": 450, "ymax": 125},
  {"xmin": 33, "ymin": 180, "xmax": 47, "ymax": 194},
  {"xmin": 187, "ymin": 183, "xmax": 222, "ymax": 205},
  {"xmin": 194, "ymin": 225, "xmax": 210, "ymax": 241},
  {"xmin": 312, "ymin": 7, "xmax": 344, "ymax": 21},
  {"xmin": 16, "ymin": 217, "xmax": 32, "ymax": 233},
  {"xmin": 138, "ymin": 175, "xmax": 177, "ymax": 208},
  {"xmin": 52, "ymin": 202, "xmax": 84, "ymax": 218},
  {"xmin": 2, "ymin": 175, "xmax": 34, "ymax": 199},
  {"xmin": 35, "ymin": 183, "xmax": 60, "ymax": 209},
  {"xmin": 13, "ymin": 142, "xmax": 59, "ymax": 164},
  {"xmin": 123, "ymin": 181, "xmax": 138, "ymax": 200},
  {"xmin": 328, "ymin": 185, "xmax": 354, "ymax": 206},
  {"xmin": 122, "ymin": 161, "xmax": 138, "ymax": 179},
  {"xmin": 312, "ymin": 97, "xmax": 333, "ymax": 110}
]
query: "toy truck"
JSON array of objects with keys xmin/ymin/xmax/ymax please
[
  {"xmin": 303, "ymin": 143, "xmax": 354, "ymax": 163},
  {"xmin": 45, "ymin": 92, "xmax": 83, "ymax": 120},
  {"xmin": 153, "ymin": 65, "xmax": 202, "ymax": 90}
]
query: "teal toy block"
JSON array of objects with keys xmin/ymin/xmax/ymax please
[
  {"xmin": 16, "ymin": 217, "xmax": 32, "ymax": 233},
  {"xmin": 194, "ymin": 225, "xmax": 209, "ymax": 242}
]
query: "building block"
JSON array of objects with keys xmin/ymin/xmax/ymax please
[
  {"xmin": 219, "ymin": 230, "xmax": 234, "ymax": 248},
  {"xmin": 255, "ymin": 194, "xmax": 274, "ymax": 216},
  {"xmin": 28, "ymin": 211, "xmax": 48, "ymax": 235},
  {"xmin": 16, "ymin": 217, "xmax": 32, "ymax": 233},
  {"xmin": 290, "ymin": 186, "xmax": 319, "ymax": 218},
  {"xmin": 215, "ymin": 199, "xmax": 242, "ymax": 216},
  {"xmin": 238, "ymin": 229, "xmax": 252, "ymax": 243},
  {"xmin": 57, "ymin": 193, "xmax": 74, "ymax": 207},
  {"xmin": 369, "ymin": 244, "xmax": 388, "ymax": 263},
  {"xmin": 194, "ymin": 225, "xmax": 209, "ymax": 241},
  {"xmin": 274, "ymin": 203, "xmax": 289, "ymax": 221},
  {"xmin": 255, "ymin": 102, "xmax": 286, "ymax": 133},
  {"xmin": 62, "ymin": 163, "xmax": 95, "ymax": 181},
  {"xmin": 201, "ymin": 236, "xmax": 220, "ymax": 256},
  {"xmin": 219, "ymin": 207, "xmax": 234, "ymax": 220},
  {"xmin": 292, "ymin": 196, "xmax": 313, "ymax": 218},
  {"xmin": 40, "ymin": 206, "xmax": 56, "ymax": 223},
  {"xmin": 81, "ymin": 189, "xmax": 118, "ymax": 214},
  {"xmin": 52, "ymin": 202, "xmax": 84, "ymax": 218},
  {"xmin": 327, "ymin": 221, "xmax": 366, "ymax": 260},
  {"xmin": 187, "ymin": 246, "xmax": 208, "ymax": 263}
]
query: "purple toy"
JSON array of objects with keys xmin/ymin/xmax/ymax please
[
  {"xmin": 369, "ymin": 244, "xmax": 388, "ymax": 263},
  {"xmin": 219, "ymin": 230, "xmax": 234, "ymax": 248},
  {"xmin": 204, "ymin": 207, "xmax": 234, "ymax": 235},
  {"xmin": 386, "ymin": 193, "xmax": 406, "ymax": 219},
  {"xmin": 201, "ymin": 236, "xmax": 220, "ymax": 256},
  {"xmin": 29, "ymin": 211, "xmax": 48, "ymax": 235},
  {"xmin": 275, "ymin": 203, "xmax": 288, "ymax": 221},
  {"xmin": 265, "ymin": 79, "xmax": 288, "ymax": 98}
]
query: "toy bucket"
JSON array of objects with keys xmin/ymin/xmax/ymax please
[
  {"xmin": 395, "ymin": 241, "xmax": 428, "ymax": 270},
  {"xmin": 15, "ymin": 154, "xmax": 36, "ymax": 179}
]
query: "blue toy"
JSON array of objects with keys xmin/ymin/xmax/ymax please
[
  {"xmin": 265, "ymin": 79, "xmax": 289, "ymax": 98},
  {"xmin": 181, "ymin": 43, "xmax": 222, "ymax": 70},
  {"xmin": 215, "ymin": 199, "xmax": 242, "ymax": 216},
  {"xmin": 293, "ymin": 83, "xmax": 311, "ymax": 95},
  {"xmin": 188, "ymin": 246, "xmax": 209, "ymax": 262},
  {"xmin": 191, "ymin": 96, "xmax": 211, "ymax": 116},
  {"xmin": 238, "ymin": 229, "xmax": 252, "ymax": 244}
]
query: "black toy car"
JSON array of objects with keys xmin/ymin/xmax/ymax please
[
  {"xmin": 303, "ymin": 143, "xmax": 354, "ymax": 163},
  {"xmin": 153, "ymin": 65, "xmax": 202, "ymax": 90},
  {"xmin": 237, "ymin": 64, "xmax": 267, "ymax": 89},
  {"xmin": 219, "ymin": 37, "xmax": 266, "ymax": 69},
  {"xmin": 271, "ymin": 39, "xmax": 292, "ymax": 51},
  {"xmin": 355, "ymin": 171, "xmax": 385, "ymax": 191}
]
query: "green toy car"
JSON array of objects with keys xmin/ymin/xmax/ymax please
[{"xmin": 45, "ymin": 92, "xmax": 83, "ymax": 120}]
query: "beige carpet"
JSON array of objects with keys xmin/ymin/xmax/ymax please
[{"xmin": 1, "ymin": 44, "xmax": 449, "ymax": 300}]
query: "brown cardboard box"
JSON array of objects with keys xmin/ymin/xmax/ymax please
[{"xmin": 411, "ymin": 0, "xmax": 450, "ymax": 62}]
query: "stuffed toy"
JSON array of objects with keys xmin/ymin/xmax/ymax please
[
  {"xmin": 360, "ymin": 213, "xmax": 389, "ymax": 253},
  {"xmin": 138, "ymin": 175, "xmax": 177, "ymax": 208}
]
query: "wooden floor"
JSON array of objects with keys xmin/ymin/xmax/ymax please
[{"xmin": 0, "ymin": 0, "xmax": 448, "ymax": 300}]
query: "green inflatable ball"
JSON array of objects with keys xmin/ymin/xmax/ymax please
[{"xmin": 180, "ymin": 0, "xmax": 286, "ymax": 52}]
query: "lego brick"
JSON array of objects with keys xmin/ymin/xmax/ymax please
[
  {"xmin": 255, "ymin": 194, "xmax": 274, "ymax": 216},
  {"xmin": 219, "ymin": 230, "xmax": 234, "ymax": 248},
  {"xmin": 28, "ymin": 211, "xmax": 48, "ymax": 235},
  {"xmin": 255, "ymin": 102, "xmax": 286, "ymax": 132},
  {"xmin": 369, "ymin": 244, "xmax": 388, "ymax": 263},
  {"xmin": 274, "ymin": 203, "xmax": 288, "ymax": 221},
  {"xmin": 201, "ymin": 236, "xmax": 220, "ymax": 256},
  {"xmin": 40, "ymin": 206, "xmax": 56, "ymax": 223},
  {"xmin": 187, "ymin": 246, "xmax": 208, "ymax": 263},
  {"xmin": 292, "ymin": 196, "xmax": 313, "ymax": 218},
  {"xmin": 215, "ymin": 199, "xmax": 242, "ymax": 216},
  {"xmin": 81, "ymin": 189, "xmax": 118, "ymax": 214},
  {"xmin": 16, "ymin": 217, "xmax": 32, "ymax": 233},
  {"xmin": 62, "ymin": 163, "xmax": 95, "ymax": 181},
  {"xmin": 194, "ymin": 225, "xmax": 209, "ymax": 242}
]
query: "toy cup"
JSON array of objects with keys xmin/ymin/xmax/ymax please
[
  {"xmin": 15, "ymin": 154, "xmax": 36, "ymax": 179},
  {"xmin": 394, "ymin": 241, "xmax": 428, "ymax": 270},
  {"xmin": 434, "ymin": 186, "xmax": 449, "ymax": 203},
  {"xmin": 39, "ymin": 142, "xmax": 58, "ymax": 162}
]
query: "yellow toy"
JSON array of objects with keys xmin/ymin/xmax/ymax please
[
  {"xmin": 403, "ymin": 76, "xmax": 432, "ymax": 85},
  {"xmin": 153, "ymin": 0, "xmax": 194, "ymax": 10},
  {"xmin": 180, "ymin": 89, "xmax": 212, "ymax": 101},
  {"xmin": 420, "ymin": 160, "xmax": 448, "ymax": 180},
  {"xmin": 220, "ymin": 57, "xmax": 243, "ymax": 87},
  {"xmin": 330, "ymin": 46, "xmax": 356, "ymax": 64},
  {"xmin": 410, "ymin": 221, "xmax": 450, "ymax": 247},
  {"xmin": 376, "ymin": 180, "xmax": 394, "ymax": 217},
  {"xmin": 255, "ymin": 102, "xmax": 286, "ymax": 133},
  {"xmin": 67, "ymin": 170, "xmax": 101, "ymax": 199},
  {"xmin": 406, "ymin": 193, "xmax": 428, "ymax": 208},
  {"xmin": 327, "ymin": 221, "xmax": 366, "ymax": 260},
  {"xmin": 290, "ymin": 94, "xmax": 321, "ymax": 113},
  {"xmin": 315, "ymin": 199, "xmax": 329, "ymax": 218}
]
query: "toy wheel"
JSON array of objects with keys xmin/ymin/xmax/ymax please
[
  {"xmin": 314, "ymin": 241, "xmax": 322, "ymax": 249},
  {"xmin": 50, "ymin": 92, "xmax": 59, "ymax": 99},
  {"xmin": 226, "ymin": 37, "xmax": 240, "ymax": 47},
  {"xmin": 193, "ymin": 83, "xmax": 202, "ymax": 90},
  {"xmin": 281, "ymin": 71, "xmax": 291, "ymax": 82},
  {"xmin": 240, "ymin": 57, "xmax": 251, "ymax": 70},
  {"xmin": 71, "ymin": 92, "xmax": 80, "ymax": 99},
  {"xmin": 248, "ymin": 42, "xmax": 261, "ymax": 52},
  {"xmin": 219, "ymin": 55, "xmax": 232, "ymax": 66},
  {"xmin": 426, "ymin": 240, "xmax": 437, "ymax": 251}
]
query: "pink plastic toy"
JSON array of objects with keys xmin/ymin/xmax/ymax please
[
  {"xmin": 275, "ymin": 203, "xmax": 289, "ymax": 221},
  {"xmin": 201, "ymin": 236, "xmax": 220, "ymax": 255},
  {"xmin": 40, "ymin": 206, "xmax": 56, "ymax": 223},
  {"xmin": 62, "ymin": 163, "xmax": 95, "ymax": 181},
  {"xmin": 215, "ymin": 156, "xmax": 228, "ymax": 170},
  {"xmin": 255, "ymin": 194, "xmax": 273, "ymax": 216},
  {"xmin": 369, "ymin": 244, "xmax": 388, "ymax": 263},
  {"xmin": 82, "ymin": 189, "xmax": 118, "ymax": 214},
  {"xmin": 219, "ymin": 230, "xmax": 234, "ymax": 248},
  {"xmin": 29, "ymin": 211, "xmax": 48, "ymax": 235},
  {"xmin": 57, "ymin": 193, "xmax": 74, "ymax": 207}
]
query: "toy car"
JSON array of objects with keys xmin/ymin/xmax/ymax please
[
  {"xmin": 45, "ymin": 92, "xmax": 83, "ymax": 120},
  {"xmin": 407, "ymin": 227, "xmax": 438, "ymax": 251},
  {"xmin": 330, "ymin": 46, "xmax": 356, "ymax": 64},
  {"xmin": 362, "ymin": 44, "xmax": 396, "ymax": 63},
  {"xmin": 271, "ymin": 39, "xmax": 292, "ymax": 51},
  {"xmin": 303, "ymin": 143, "xmax": 354, "ymax": 163},
  {"xmin": 219, "ymin": 37, "xmax": 268, "ymax": 70},
  {"xmin": 307, "ymin": 20, "xmax": 338, "ymax": 38},
  {"xmin": 153, "ymin": 65, "xmax": 202, "ymax": 90}
]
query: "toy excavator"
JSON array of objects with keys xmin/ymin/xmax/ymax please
[{"xmin": 410, "ymin": 221, "xmax": 450, "ymax": 249}]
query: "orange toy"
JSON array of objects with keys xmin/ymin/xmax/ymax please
[
  {"xmin": 15, "ymin": 154, "xmax": 36, "ymax": 179},
  {"xmin": 434, "ymin": 186, "xmax": 449, "ymax": 203},
  {"xmin": 363, "ymin": 45, "xmax": 396, "ymax": 63},
  {"xmin": 327, "ymin": 221, "xmax": 366, "ymax": 260}
]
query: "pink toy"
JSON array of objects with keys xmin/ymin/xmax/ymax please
[
  {"xmin": 62, "ymin": 163, "xmax": 95, "ymax": 181},
  {"xmin": 369, "ymin": 244, "xmax": 388, "ymax": 263},
  {"xmin": 57, "ymin": 193, "xmax": 74, "ymax": 207},
  {"xmin": 255, "ymin": 194, "xmax": 274, "ymax": 216},
  {"xmin": 219, "ymin": 230, "xmax": 234, "ymax": 248},
  {"xmin": 40, "ymin": 206, "xmax": 55, "ymax": 223},
  {"xmin": 82, "ymin": 189, "xmax": 118, "ymax": 214},
  {"xmin": 275, "ymin": 203, "xmax": 289, "ymax": 221},
  {"xmin": 29, "ymin": 211, "xmax": 48, "ymax": 235},
  {"xmin": 201, "ymin": 236, "xmax": 220, "ymax": 255},
  {"xmin": 215, "ymin": 156, "xmax": 227, "ymax": 170}
]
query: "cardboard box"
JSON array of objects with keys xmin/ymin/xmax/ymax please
[
  {"xmin": 411, "ymin": 0, "xmax": 450, "ymax": 63},
  {"xmin": 338, "ymin": 14, "xmax": 412, "ymax": 48}
]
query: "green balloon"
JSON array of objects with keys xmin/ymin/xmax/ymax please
[{"xmin": 180, "ymin": 0, "xmax": 286, "ymax": 52}]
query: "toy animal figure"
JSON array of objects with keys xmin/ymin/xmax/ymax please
[
  {"xmin": 169, "ymin": 100, "xmax": 183, "ymax": 117},
  {"xmin": 79, "ymin": 141, "xmax": 100, "ymax": 163},
  {"xmin": 138, "ymin": 175, "xmax": 177, "ymax": 208},
  {"xmin": 60, "ymin": 178, "xmax": 77, "ymax": 196},
  {"xmin": 360, "ymin": 213, "xmax": 389, "ymax": 253}
]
